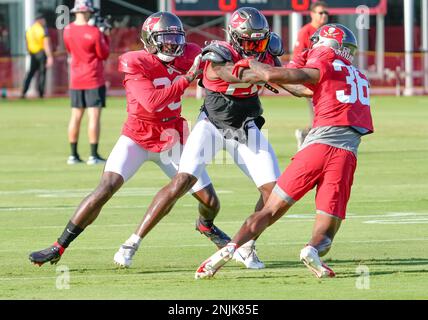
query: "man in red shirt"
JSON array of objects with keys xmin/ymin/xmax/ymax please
[
  {"xmin": 63, "ymin": 0, "xmax": 110, "ymax": 165},
  {"xmin": 293, "ymin": 1, "xmax": 329, "ymax": 149},
  {"xmin": 196, "ymin": 24, "xmax": 374, "ymax": 280},
  {"xmin": 28, "ymin": 12, "xmax": 217, "ymax": 267}
]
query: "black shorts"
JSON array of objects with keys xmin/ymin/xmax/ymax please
[{"xmin": 70, "ymin": 86, "xmax": 106, "ymax": 108}]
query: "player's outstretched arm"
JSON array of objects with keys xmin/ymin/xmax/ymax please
[
  {"xmin": 248, "ymin": 60, "xmax": 320, "ymax": 85},
  {"xmin": 279, "ymin": 84, "xmax": 314, "ymax": 98},
  {"xmin": 208, "ymin": 61, "xmax": 265, "ymax": 84}
]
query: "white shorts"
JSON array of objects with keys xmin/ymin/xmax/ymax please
[
  {"xmin": 178, "ymin": 112, "xmax": 280, "ymax": 188},
  {"xmin": 104, "ymin": 135, "xmax": 211, "ymax": 193}
]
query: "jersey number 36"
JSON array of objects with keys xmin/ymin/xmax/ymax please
[{"xmin": 333, "ymin": 59, "xmax": 370, "ymax": 106}]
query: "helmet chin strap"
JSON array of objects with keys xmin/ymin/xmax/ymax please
[{"xmin": 157, "ymin": 52, "xmax": 176, "ymax": 62}]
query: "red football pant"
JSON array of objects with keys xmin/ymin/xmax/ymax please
[{"xmin": 276, "ymin": 143, "xmax": 357, "ymax": 219}]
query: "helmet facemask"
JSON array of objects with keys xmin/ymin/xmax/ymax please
[
  {"xmin": 141, "ymin": 12, "xmax": 186, "ymax": 62},
  {"xmin": 151, "ymin": 32, "xmax": 185, "ymax": 59},
  {"xmin": 230, "ymin": 31, "xmax": 270, "ymax": 58},
  {"xmin": 227, "ymin": 7, "xmax": 271, "ymax": 59}
]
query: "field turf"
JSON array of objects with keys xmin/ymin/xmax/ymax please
[{"xmin": 0, "ymin": 96, "xmax": 427, "ymax": 299}]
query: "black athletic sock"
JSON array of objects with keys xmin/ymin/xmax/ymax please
[
  {"xmin": 70, "ymin": 143, "xmax": 79, "ymax": 158},
  {"xmin": 199, "ymin": 216, "xmax": 214, "ymax": 228},
  {"xmin": 57, "ymin": 221, "xmax": 84, "ymax": 248},
  {"xmin": 90, "ymin": 143, "xmax": 99, "ymax": 157}
]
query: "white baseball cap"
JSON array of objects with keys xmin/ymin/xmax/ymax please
[{"xmin": 70, "ymin": 0, "xmax": 95, "ymax": 13}]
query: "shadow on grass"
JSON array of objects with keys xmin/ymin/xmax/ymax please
[
  {"xmin": 262, "ymin": 257, "xmax": 428, "ymax": 279},
  {"xmin": 328, "ymin": 257, "xmax": 428, "ymax": 267},
  {"xmin": 68, "ymin": 266, "xmax": 195, "ymax": 275},
  {"xmin": 265, "ymin": 257, "xmax": 428, "ymax": 268},
  {"xmin": 65, "ymin": 257, "xmax": 428, "ymax": 279}
]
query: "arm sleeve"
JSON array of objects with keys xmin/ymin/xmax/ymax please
[
  {"xmin": 124, "ymin": 75, "xmax": 190, "ymax": 113},
  {"xmin": 95, "ymin": 31, "xmax": 110, "ymax": 60}
]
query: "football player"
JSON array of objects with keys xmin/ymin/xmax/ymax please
[
  {"xmin": 29, "ymin": 12, "xmax": 220, "ymax": 266},
  {"xmin": 195, "ymin": 24, "xmax": 374, "ymax": 279},
  {"xmin": 115, "ymin": 7, "xmax": 288, "ymax": 269}
]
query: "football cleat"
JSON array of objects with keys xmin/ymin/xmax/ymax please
[
  {"xmin": 195, "ymin": 220, "xmax": 231, "ymax": 249},
  {"xmin": 233, "ymin": 240, "xmax": 265, "ymax": 269},
  {"xmin": 113, "ymin": 242, "xmax": 139, "ymax": 268},
  {"xmin": 67, "ymin": 155, "xmax": 84, "ymax": 165},
  {"xmin": 29, "ymin": 242, "xmax": 64, "ymax": 266},
  {"xmin": 299, "ymin": 245, "xmax": 336, "ymax": 278},
  {"xmin": 195, "ymin": 244, "xmax": 237, "ymax": 279},
  {"xmin": 87, "ymin": 155, "xmax": 106, "ymax": 165}
]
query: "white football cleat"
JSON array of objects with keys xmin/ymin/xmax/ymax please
[
  {"xmin": 87, "ymin": 155, "xmax": 106, "ymax": 165},
  {"xmin": 195, "ymin": 244, "xmax": 236, "ymax": 279},
  {"xmin": 67, "ymin": 155, "xmax": 84, "ymax": 165},
  {"xmin": 113, "ymin": 242, "xmax": 139, "ymax": 268},
  {"xmin": 233, "ymin": 240, "xmax": 265, "ymax": 269},
  {"xmin": 299, "ymin": 245, "xmax": 335, "ymax": 278}
]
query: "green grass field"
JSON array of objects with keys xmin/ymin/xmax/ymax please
[{"xmin": 0, "ymin": 96, "xmax": 427, "ymax": 300}]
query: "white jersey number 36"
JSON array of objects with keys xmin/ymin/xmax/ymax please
[{"xmin": 333, "ymin": 59, "xmax": 370, "ymax": 106}]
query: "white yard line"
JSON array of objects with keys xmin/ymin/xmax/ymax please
[
  {"xmin": 0, "ymin": 188, "xmax": 233, "ymax": 198},
  {"xmin": 364, "ymin": 219, "xmax": 428, "ymax": 224}
]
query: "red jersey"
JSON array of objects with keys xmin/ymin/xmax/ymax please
[
  {"xmin": 301, "ymin": 46, "xmax": 374, "ymax": 133},
  {"xmin": 202, "ymin": 41, "xmax": 275, "ymax": 98},
  {"xmin": 287, "ymin": 49, "xmax": 310, "ymax": 69},
  {"xmin": 118, "ymin": 43, "xmax": 201, "ymax": 152},
  {"xmin": 63, "ymin": 23, "xmax": 110, "ymax": 90},
  {"xmin": 293, "ymin": 23, "xmax": 317, "ymax": 58}
]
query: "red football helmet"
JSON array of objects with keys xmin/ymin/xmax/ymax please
[
  {"xmin": 310, "ymin": 24, "xmax": 358, "ymax": 63},
  {"xmin": 227, "ymin": 7, "xmax": 270, "ymax": 58},
  {"xmin": 141, "ymin": 12, "xmax": 186, "ymax": 60}
]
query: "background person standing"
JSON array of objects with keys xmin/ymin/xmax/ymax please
[
  {"xmin": 293, "ymin": 1, "xmax": 329, "ymax": 148},
  {"xmin": 64, "ymin": 0, "xmax": 110, "ymax": 165},
  {"xmin": 21, "ymin": 14, "xmax": 54, "ymax": 99}
]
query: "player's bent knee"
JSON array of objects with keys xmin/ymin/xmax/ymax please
[
  {"xmin": 169, "ymin": 173, "xmax": 197, "ymax": 198},
  {"xmin": 96, "ymin": 173, "xmax": 123, "ymax": 201}
]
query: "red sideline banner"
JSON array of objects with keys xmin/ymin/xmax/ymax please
[{"xmin": 172, "ymin": 0, "xmax": 387, "ymax": 16}]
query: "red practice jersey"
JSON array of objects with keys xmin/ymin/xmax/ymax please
[
  {"xmin": 287, "ymin": 49, "xmax": 310, "ymax": 69},
  {"xmin": 118, "ymin": 43, "xmax": 201, "ymax": 152},
  {"xmin": 63, "ymin": 23, "xmax": 110, "ymax": 90},
  {"xmin": 301, "ymin": 46, "xmax": 374, "ymax": 133},
  {"xmin": 293, "ymin": 23, "xmax": 317, "ymax": 59},
  {"xmin": 202, "ymin": 41, "xmax": 275, "ymax": 98}
]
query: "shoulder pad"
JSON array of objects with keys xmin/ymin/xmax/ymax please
[
  {"xmin": 273, "ymin": 56, "xmax": 282, "ymax": 67},
  {"xmin": 184, "ymin": 42, "xmax": 202, "ymax": 58},
  {"xmin": 181, "ymin": 43, "xmax": 202, "ymax": 65},
  {"xmin": 173, "ymin": 43, "xmax": 202, "ymax": 70},
  {"xmin": 201, "ymin": 41, "xmax": 232, "ymax": 63},
  {"xmin": 118, "ymin": 50, "xmax": 150, "ymax": 74},
  {"xmin": 306, "ymin": 46, "xmax": 336, "ymax": 65},
  {"xmin": 268, "ymin": 32, "xmax": 285, "ymax": 57}
]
